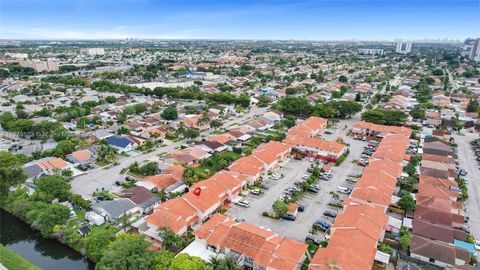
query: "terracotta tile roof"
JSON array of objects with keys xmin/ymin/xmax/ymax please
[
  {"xmin": 69, "ymin": 149, "xmax": 93, "ymax": 162},
  {"xmin": 309, "ymin": 230, "xmax": 377, "ymax": 270},
  {"xmin": 252, "ymin": 141, "xmax": 291, "ymax": 165},
  {"xmin": 421, "ymin": 153, "xmax": 456, "ymax": 164},
  {"xmin": 139, "ymin": 174, "xmax": 179, "ymax": 189},
  {"xmin": 419, "ymin": 175, "xmax": 458, "ymax": 188},
  {"xmin": 138, "ymin": 165, "xmax": 185, "ymax": 190},
  {"xmin": 40, "ymin": 157, "xmax": 69, "ymax": 170},
  {"xmin": 332, "ymin": 204, "xmax": 388, "ymax": 242},
  {"xmin": 410, "ymin": 234, "xmax": 470, "ymax": 265},
  {"xmin": 228, "ymin": 156, "xmax": 264, "ymax": 176},
  {"xmin": 283, "ymin": 135, "xmax": 346, "ymax": 154},
  {"xmin": 352, "ymin": 121, "xmax": 412, "ymax": 137},
  {"xmin": 193, "ymin": 214, "xmax": 308, "ymax": 270},
  {"xmin": 208, "ymin": 134, "xmax": 234, "ymax": 144},
  {"xmin": 145, "ymin": 198, "xmax": 197, "ymax": 233},
  {"xmin": 287, "ymin": 117, "xmax": 327, "ymax": 137}
]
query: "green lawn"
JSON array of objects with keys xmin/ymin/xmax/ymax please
[
  {"xmin": 0, "ymin": 244, "xmax": 41, "ymax": 270},
  {"xmin": 95, "ymin": 160, "xmax": 112, "ymax": 167}
]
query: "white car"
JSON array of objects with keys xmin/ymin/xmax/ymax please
[
  {"xmin": 236, "ymin": 200, "xmax": 250, "ymax": 208},
  {"xmin": 475, "ymin": 240, "xmax": 480, "ymax": 251}
]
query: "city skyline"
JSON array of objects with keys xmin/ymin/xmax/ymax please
[{"xmin": 1, "ymin": 0, "xmax": 479, "ymax": 41}]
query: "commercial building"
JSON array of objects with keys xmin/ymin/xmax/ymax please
[
  {"xmin": 396, "ymin": 42, "xmax": 412, "ymax": 54},
  {"xmin": 80, "ymin": 48, "xmax": 105, "ymax": 56},
  {"xmin": 358, "ymin": 49, "xmax": 384, "ymax": 56},
  {"xmin": 461, "ymin": 38, "xmax": 480, "ymax": 61},
  {"xmin": 20, "ymin": 60, "xmax": 59, "ymax": 72}
]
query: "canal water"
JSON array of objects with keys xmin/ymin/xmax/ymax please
[{"xmin": 0, "ymin": 208, "xmax": 94, "ymax": 270}]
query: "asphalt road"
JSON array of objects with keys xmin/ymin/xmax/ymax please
[
  {"xmin": 71, "ymin": 106, "xmax": 267, "ymax": 198},
  {"xmin": 454, "ymin": 132, "xmax": 480, "ymax": 240}
]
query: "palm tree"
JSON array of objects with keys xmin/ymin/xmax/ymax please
[
  {"xmin": 219, "ymin": 257, "xmax": 241, "ymax": 270},
  {"xmin": 208, "ymin": 256, "xmax": 222, "ymax": 270}
]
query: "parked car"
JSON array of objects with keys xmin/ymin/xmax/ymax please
[
  {"xmin": 306, "ymin": 235, "xmax": 320, "ymax": 245},
  {"xmin": 260, "ymin": 184, "xmax": 270, "ymax": 190},
  {"xmin": 298, "ymin": 204, "xmax": 305, "ymax": 212},
  {"xmin": 282, "ymin": 214, "xmax": 296, "ymax": 221},
  {"xmin": 308, "ymin": 186, "xmax": 320, "ymax": 193},
  {"xmin": 236, "ymin": 200, "xmax": 250, "ymax": 208},
  {"xmin": 346, "ymin": 177, "xmax": 358, "ymax": 183},
  {"xmin": 458, "ymin": 169, "xmax": 467, "ymax": 176},
  {"xmin": 314, "ymin": 220, "xmax": 331, "ymax": 231},
  {"xmin": 337, "ymin": 186, "xmax": 351, "ymax": 194},
  {"xmin": 323, "ymin": 211, "xmax": 337, "ymax": 218},
  {"xmin": 475, "ymin": 240, "xmax": 480, "ymax": 251},
  {"xmin": 307, "ymin": 167, "xmax": 315, "ymax": 173},
  {"xmin": 251, "ymin": 189, "xmax": 261, "ymax": 195},
  {"xmin": 235, "ymin": 217, "xmax": 245, "ymax": 222},
  {"xmin": 319, "ymin": 175, "xmax": 329, "ymax": 181}
]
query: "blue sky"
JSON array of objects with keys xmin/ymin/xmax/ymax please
[{"xmin": 1, "ymin": 0, "xmax": 479, "ymax": 40}]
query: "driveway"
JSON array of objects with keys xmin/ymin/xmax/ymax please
[
  {"xmin": 453, "ymin": 132, "xmax": 480, "ymax": 240},
  {"xmin": 227, "ymin": 124, "xmax": 367, "ymax": 241}
]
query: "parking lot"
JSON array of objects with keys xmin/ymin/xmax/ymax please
[{"xmin": 227, "ymin": 127, "xmax": 367, "ymax": 242}]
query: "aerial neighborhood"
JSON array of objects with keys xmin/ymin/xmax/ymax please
[{"xmin": 0, "ymin": 38, "xmax": 479, "ymax": 270}]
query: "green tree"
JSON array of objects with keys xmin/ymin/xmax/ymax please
[
  {"xmin": 97, "ymin": 144, "xmax": 117, "ymax": 163},
  {"xmin": 275, "ymin": 96, "xmax": 312, "ymax": 117},
  {"xmin": 158, "ymin": 228, "xmax": 186, "ymax": 253},
  {"xmin": 183, "ymin": 127, "xmax": 200, "ymax": 139},
  {"xmin": 398, "ymin": 193, "xmax": 416, "ymax": 211},
  {"xmin": 84, "ymin": 226, "xmax": 118, "ymax": 262},
  {"xmin": 96, "ymin": 234, "xmax": 154, "ymax": 270},
  {"xmin": 432, "ymin": 68, "xmax": 444, "ymax": 76},
  {"xmin": 338, "ymin": 75, "xmax": 348, "ymax": 83},
  {"xmin": 399, "ymin": 227, "xmax": 412, "ymax": 252},
  {"xmin": 105, "ymin": 96, "xmax": 117, "ymax": 103},
  {"xmin": 169, "ymin": 253, "xmax": 209, "ymax": 270},
  {"xmin": 410, "ymin": 105, "xmax": 426, "ymax": 119},
  {"xmin": 161, "ymin": 106, "xmax": 178, "ymax": 120},
  {"xmin": 272, "ymin": 200, "xmax": 288, "ymax": 218},
  {"xmin": 34, "ymin": 175, "xmax": 71, "ymax": 202},
  {"xmin": 210, "ymin": 120, "xmax": 222, "ymax": 129},
  {"xmin": 36, "ymin": 204, "xmax": 70, "ymax": 237},
  {"xmin": 153, "ymin": 250, "xmax": 174, "ymax": 270},
  {"xmin": 466, "ymin": 98, "xmax": 479, "ymax": 113},
  {"xmin": 361, "ymin": 109, "xmax": 407, "ymax": 126},
  {"xmin": 0, "ymin": 152, "xmax": 27, "ymax": 201}
]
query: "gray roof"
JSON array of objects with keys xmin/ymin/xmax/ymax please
[
  {"xmin": 23, "ymin": 164, "xmax": 45, "ymax": 179},
  {"xmin": 93, "ymin": 199, "xmax": 136, "ymax": 219}
]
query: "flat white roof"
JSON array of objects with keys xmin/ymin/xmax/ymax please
[{"xmin": 178, "ymin": 239, "xmax": 223, "ymax": 262}]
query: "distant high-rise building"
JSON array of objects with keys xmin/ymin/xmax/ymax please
[
  {"xmin": 358, "ymin": 49, "xmax": 384, "ymax": 56},
  {"xmin": 395, "ymin": 42, "xmax": 412, "ymax": 54},
  {"xmin": 20, "ymin": 60, "xmax": 59, "ymax": 72},
  {"xmin": 80, "ymin": 48, "xmax": 105, "ymax": 56},
  {"xmin": 462, "ymin": 38, "xmax": 480, "ymax": 61}
]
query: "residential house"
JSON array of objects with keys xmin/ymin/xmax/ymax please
[
  {"xmin": 92, "ymin": 198, "xmax": 138, "ymax": 223},
  {"xmin": 119, "ymin": 186, "xmax": 161, "ymax": 214},
  {"xmin": 188, "ymin": 213, "xmax": 308, "ymax": 270},
  {"xmin": 106, "ymin": 136, "xmax": 135, "ymax": 153},
  {"xmin": 66, "ymin": 149, "xmax": 95, "ymax": 166},
  {"xmin": 410, "ymin": 235, "xmax": 470, "ymax": 267}
]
